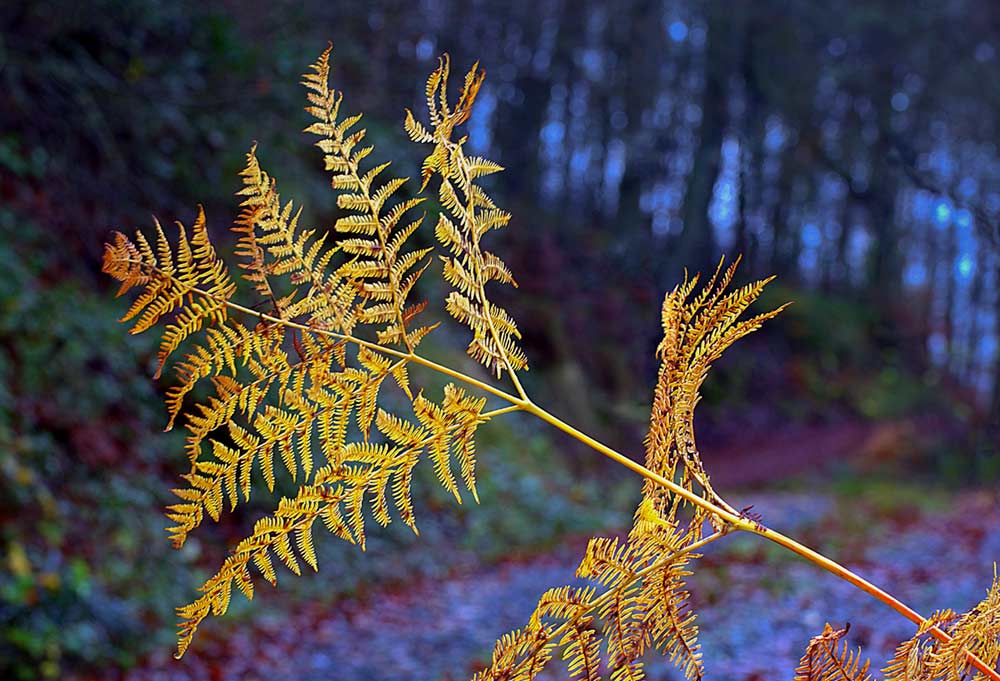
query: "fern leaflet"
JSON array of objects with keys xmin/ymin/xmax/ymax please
[
  {"xmin": 407, "ymin": 54, "xmax": 528, "ymax": 380},
  {"xmin": 794, "ymin": 623, "xmax": 873, "ymax": 681}
]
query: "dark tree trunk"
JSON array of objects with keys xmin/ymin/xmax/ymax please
[
  {"xmin": 676, "ymin": 8, "xmax": 731, "ymax": 276},
  {"xmin": 990, "ymin": 261, "xmax": 1000, "ymax": 448},
  {"xmin": 942, "ymin": 220, "xmax": 958, "ymax": 366},
  {"xmin": 823, "ymin": 196, "xmax": 853, "ymax": 293},
  {"xmin": 964, "ymin": 262, "xmax": 985, "ymax": 381}
]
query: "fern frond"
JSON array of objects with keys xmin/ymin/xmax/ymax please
[
  {"xmin": 164, "ymin": 336, "xmax": 366, "ymax": 548},
  {"xmin": 410, "ymin": 55, "xmax": 527, "ymax": 379},
  {"xmin": 102, "ymin": 207, "xmax": 237, "ymax": 378},
  {"xmin": 172, "ymin": 381, "xmax": 490, "ymax": 655},
  {"xmin": 163, "ymin": 320, "xmax": 282, "ymax": 432},
  {"xmin": 103, "ymin": 47, "xmax": 540, "ymax": 658},
  {"xmin": 598, "ymin": 579, "xmax": 646, "ymax": 681},
  {"xmin": 927, "ymin": 569, "xmax": 1000, "ymax": 679},
  {"xmin": 642, "ymin": 555, "xmax": 701, "ymax": 680},
  {"xmin": 879, "ymin": 570, "xmax": 1000, "ymax": 681},
  {"xmin": 303, "ymin": 45, "xmax": 433, "ymax": 351},
  {"xmin": 174, "ymin": 484, "xmax": 340, "ymax": 658},
  {"xmin": 472, "ymin": 624, "xmax": 558, "ymax": 681},
  {"xmin": 882, "ymin": 609, "xmax": 958, "ymax": 681},
  {"xmin": 577, "ymin": 536, "xmax": 645, "ymax": 588},
  {"xmin": 475, "ymin": 502, "xmax": 703, "ymax": 681},
  {"xmin": 235, "ymin": 145, "xmax": 360, "ymax": 333},
  {"xmin": 794, "ymin": 623, "xmax": 872, "ymax": 681},
  {"xmin": 561, "ymin": 620, "xmax": 604, "ymax": 681},
  {"xmin": 643, "ymin": 256, "xmax": 787, "ymax": 531}
]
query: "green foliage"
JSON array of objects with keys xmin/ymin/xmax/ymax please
[
  {"xmin": 462, "ymin": 430, "xmax": 632, "ymax": 559},
  {"xmin": 749, "ymin": 285, "xmax": 965, "ymax": 422},
  {"xmin": 0, "ymin": 207, "xmax": 191, "ymax": 679}
]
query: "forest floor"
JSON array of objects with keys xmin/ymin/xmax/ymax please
[{"xmin": 100, "ymin": 420, "xmax": 1000, "ymax": 681}]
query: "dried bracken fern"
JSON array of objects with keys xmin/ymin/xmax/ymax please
[
  {"xmin": 471, "ymin": 504, "xmax": 704, "ymax": 681},
  {"xmin": 879, "ymin": 569, "xmax": 1000, "ymax": 681},
  {"xmin": 103, "ymin": 46, "xmax": 504, "ymax": 658},
  {"xmin": 303, "ymin": 47, "xmax": 436, "ymax": 351},
  {"xmin": 645, "ymin": 256, "xmax": 789, "ymax": 534},
  {"xmin": 796, "ymin": 570, "xmax": 1000, "ymax": 681},
  {"xmin": 103, "ymin": 207, "xmax": 237, "ymax": 381},
  {"xmin": 794, "ymin": 623, "xmax": 873, "ymax": 681},
  {"xmin": 102, "ymin": 43, "xmax": 1000, "ymax": 681},
  {"xmin": 882, "ymin": 610, "xmax": 959, "ymax": 681},
  {"xmin": 470, "ymin": 261, "xmax": 784, "ymax": 681},
  {"xmin": 406, "ymin": 55, "xmax": 528, "ymax": 379}
]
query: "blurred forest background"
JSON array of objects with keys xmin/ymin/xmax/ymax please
[{"xmin": 1, "ymin": 1, "xmax": 998, "ymax": 678}]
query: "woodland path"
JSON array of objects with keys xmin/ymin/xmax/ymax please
[{"xmin": 114, "ymin": 478, "xmax": 1000, "ymax": 681}]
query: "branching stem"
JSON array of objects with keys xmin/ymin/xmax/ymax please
[{"xmin": 525, "ymin": 401, "xmax": 1000, "ymax": 681}]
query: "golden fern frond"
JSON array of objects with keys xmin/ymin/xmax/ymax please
[
  {"xmin": 598, "ymin": 580, "xmax": 646, "ymax": 681},
  {"xmin": 470, "ymin": 253, "xmax": 784, "ymax": 681},
  {"xmin": 413, "ymin": 383, "xmax": 489, "ymax": 503},
  {"xmin": 102, "ymin": 206, "xmax": 237, "ymax": 378},
  {"xmin": 174, "ymin": 483, "xmax": 341, "ymax": 658},
  {"xmin": 643, "ymin": 256, "xmax": 787, "ymax": 530},
  {"xmin": 641, "ymin": 550, "xmax": 701, "ymax": 680},
  {"xmin": 162, "ymin": 320, "xmax": 282, "ymax": 432},
  {"xmin": 562, "ymin": 621, "xmax": 604, "ymax": 681},
  {"xmin": 793, "ymin": 623, "xmax": 873, "ymax": 681},
  {"xmin": 173, "ymin": 382, "xmax": 491, "ymax": 657},
  {"xmin": 164, "ymin": 335, "xmax": 351, "ymax": 548},
  {"xmin": 168, "ymin": 328, "xmax": 422, "ymax": 544},
  {"xmin": 102, "ymin": 46, "xmax": 535, "ymax": 659},
  {"xmin": 303, "ymin": 45, "xmax": 435, "ymax": 351},
  {"xmin": 235, "ymin": 145, "xmax": 360, "ymax": 332},
  {"xmin": 882, "ymin": 609, "xmax": 958, "ymax": 681},
  {"xmin": 927, "ymin": 569, "xmax": 1000, "ymax": 680},
  {"xmin": 473, "ymin": 503, "xmax": 702, "ymax": 681},
  {"xmin": 879, "ymin": 571, "xmax": 1000, "ymax": 681},
  {"xmin": 472, "ymin": 625, "xmax": 558, "ymax": 681},
  {"xmin": 408, "ymin": 54, "xmax": 528, "ymax": 378},
  {"xmin": 621, "ymin": 500, "xmax": 703, "ymax": 680},
  {"xmin": 577, "ymin": 536, "xmax": 646, "ymax": 588}
]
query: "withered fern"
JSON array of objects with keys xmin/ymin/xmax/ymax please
[
  {"xmin": 878, "ymin": 572, "xmax": 1000, "ymax": 681},
  {"xmin": 794, "ymin": 624, "xmax": 873, "ymax": 681},
  {"xmin": 102, "ymin": 45, "xmax": 1000, "ymax": 679}
]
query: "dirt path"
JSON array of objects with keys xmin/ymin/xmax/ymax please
[
  {"xmin": 110, "ymin": 487, "xmax": 1000, "ymax": 681},
  {"xmin": 705, "ymin": 420, "xmax": 876, "ymax": 488}
]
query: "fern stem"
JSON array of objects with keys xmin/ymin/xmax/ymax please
[
  {"xmin": 403, "ymin": 351, "xmax": 524, "ymax": 405},
  {"xmin": 519, "ymin": 401, "xmax": 748, "ymax": 527},
  {"xmin": 506, "ymin": 362, "xmax": 529, "ymax": 401},
  {"xmin": 218, "ymin": 299, "xmax": 526, "ymax": 405},
  {"xmin": 746, "ymin": 524, "xmax": 1000, "ymax": 681},
  {"xmin": 482, "ymin": 404, "xmax": 524, "ymax": 418},
  {"xmin": 517, "ymin": 401, "xmax": 1000, "ymax": 681}
]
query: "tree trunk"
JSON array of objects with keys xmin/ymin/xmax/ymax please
[
  {"xmin": 676, "ymin": 8, "xmax": 730, "ymax": 276},
  {"xmin": 989, "ymin": 261, "xmax": 1000, "ymax": 450}
]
